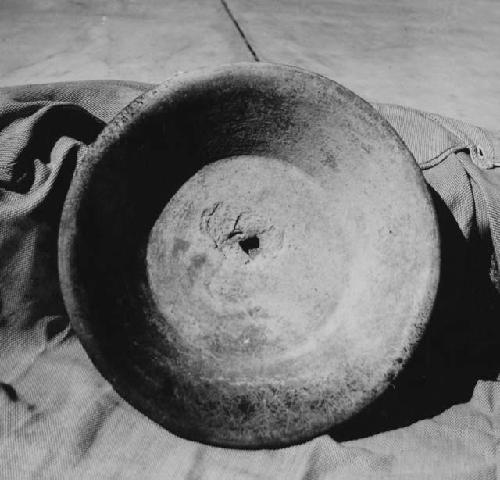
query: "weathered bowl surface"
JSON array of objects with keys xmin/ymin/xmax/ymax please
[{"xmin": 58, "ymin": 62, "xmax": 440, "ymax": 448}]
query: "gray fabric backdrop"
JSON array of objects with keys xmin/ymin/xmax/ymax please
[{"xmin": 1, "ymin": 81, "xmax": 500, "ymax": 479}]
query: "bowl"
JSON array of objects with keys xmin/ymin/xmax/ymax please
[{"xmin": 58, "ymin": 62, "xmax": 439, "ymax": 448}]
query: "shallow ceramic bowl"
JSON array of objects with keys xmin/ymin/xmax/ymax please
[{"xmin": 58, "ymin": 63, "xmax": 440, "ymax": 448}]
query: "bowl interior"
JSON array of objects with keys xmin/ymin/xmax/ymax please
[{"xmin": 59, "ymin": 63, "xmax": 439, "ymax": 448}]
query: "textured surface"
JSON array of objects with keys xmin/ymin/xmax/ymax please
[
  {"xmin": 0, "ymin": 0, "xmax": 252, "ymax": 85},
  {"xmin": 227, "ymin": 0, "xmax": 500, "ymax": 131},
  {"xmin": 58, "ymin": 63, "xmax": 439, "ymax": 447},
  {"xmin": 2, "ymin": 79, "xmax": 500, "ymax": 477},
  {"xmin": 1, "ymin": 0, "xmax": 499, "ymax": 130}
]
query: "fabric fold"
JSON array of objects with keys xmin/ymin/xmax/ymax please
[{"xmin": 1, "ymin": 81, "xmax": 499, "ymax": 479}]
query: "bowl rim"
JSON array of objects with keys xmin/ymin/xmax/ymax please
[{"xmin": 58, "ymin": 61, "xmax": 441, "ymax": 448}]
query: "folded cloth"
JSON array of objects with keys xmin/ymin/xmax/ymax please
[{"xmin": 1, "ymin": 81, "xmax": 499, "ymax": 479}]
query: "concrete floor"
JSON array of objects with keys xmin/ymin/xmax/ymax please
[{"xmin": 1, "ymin": 0, "xmax": 498, "ymax": 129}]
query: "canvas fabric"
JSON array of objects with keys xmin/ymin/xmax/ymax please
[{"xmin": 1, "ymin": 81, "xmax": 500, "ymax": 479}]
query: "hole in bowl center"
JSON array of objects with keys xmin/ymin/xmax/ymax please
[{"xmin": 238, "ymin": 235, "xmax": 260, "ymax": 258}]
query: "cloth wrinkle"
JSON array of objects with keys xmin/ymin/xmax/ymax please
[{"xmin": 0, "ymin": 81, "xmax": 500, "ymax": 479}]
